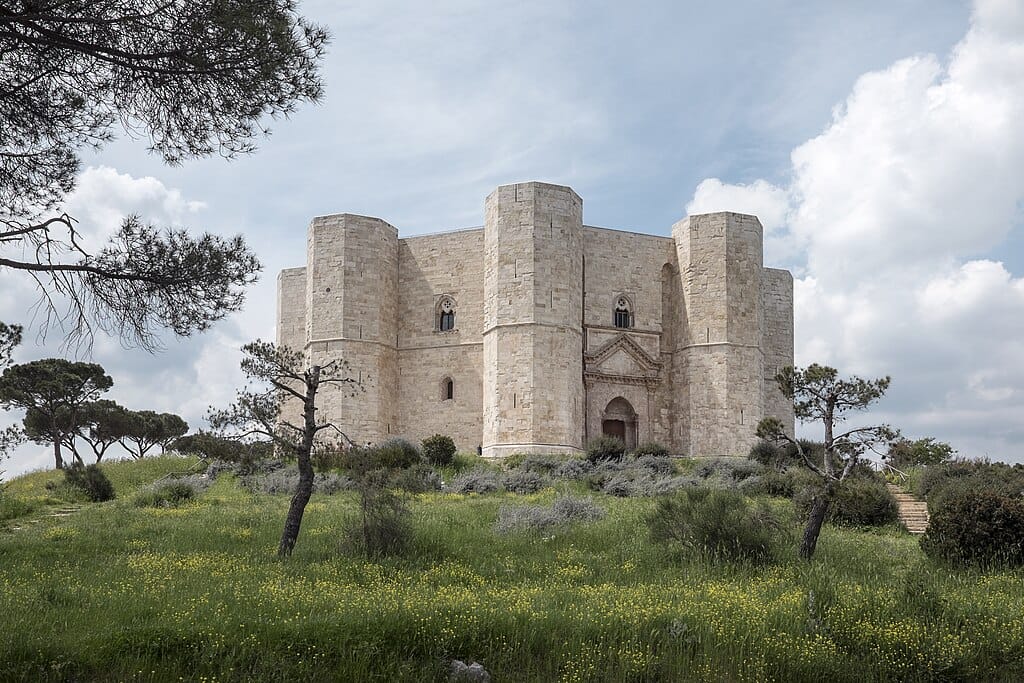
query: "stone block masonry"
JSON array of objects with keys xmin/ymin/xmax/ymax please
[{"xmin": 277, "ymin": 181, "xmax": 794, "ymax": 456}]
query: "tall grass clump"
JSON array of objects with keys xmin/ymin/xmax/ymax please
[{"xmin": 647, "ymin": 488, "xmax": 785, "ymax": 563}]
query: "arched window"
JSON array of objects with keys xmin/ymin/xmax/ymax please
[
  {"xmin": 438, "ymin": 296, "xmax": 456, "ymax": 332},
  {"xmin": 441, "ymin": 377, "xmax": 454, "ymax": 401},
  {"xmin": 613, "ymin": 296, "xmax": 632, "ymax": 329}
]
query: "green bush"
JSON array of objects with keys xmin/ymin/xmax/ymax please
[
  {"xmin": 748, "ymin": 439, "xmax": 825, "ymax": 470},
  {"xmin": 921, "ymin": 491, "xmax": 1024, "ymax": 567},
  {"xmin": 919, "ymin": 461, "xmax": 1024, "ymax": 513},
  {"xmin": 631, "ymin": 441, "xmax": 669, "ymax": 458},
  {"xmin": 311, "ymin": 444, "xmax": 350, "ymax": 472},
  {"xmin": 371, "ymin": 438, "xmax": 422, "ymax": 469},
  {"xmin": 646, "ymin": 488, "xmax": 784, "ymax": 563},
  {"xmin": 794, "ymin": 476, "xmax": 897, "ymax": 527},
  {"xmin": 341, "ymin": 439, "xmax": 422, "ymax": 474},
  {"xmin": 62, "ymin": 463, "xmax": 115, "ymax": 502},
  {"xmin": 421, "ymin": 434, "xmax": 456, "ymax": 467},
  {"xmin": 171, "ymin": 433, "xmax": 273, "ymax": 467},
  {"xmin": 586, "ymin": 435, "xmax": 626, "ymax": 463},
  {"xmin": 133, "ymin": 481, "xmax": 196, "ymax": 508},
  {"xmin": 391, "ymin": 463, "xmax": 442, "ymax": 493},
  {"xmin": 342, "ymin": 471, "xmax": 413, "ymax": 559}
]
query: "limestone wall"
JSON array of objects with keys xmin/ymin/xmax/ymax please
[
  {"xmin": 275, "ymin": 267, "xmax": 308, "ymax": 430},
  {"xmin": 672, "ymin": 212, "xmax": 766, "ymax": 456},
  {"xmin": 482, "ymin": 182, "xmax": 584, "ymax": 456},
  {"xmin": 762, "ymin": 267, "xmax": 795, "ymax": 433},
  {"xmin": 305, "ymin": 214, "xmax": 399, "ymax": 446},
  {"xmin": 279, "ymin": 184, "xmax": 795, "ymax": 459},
  {"xmin": 396, "ymin": 229, "xmax": 485, "ymax": 452},
  {"xmin": 276, "ymin": 267, "xmax": 307, "ymax": 354}
]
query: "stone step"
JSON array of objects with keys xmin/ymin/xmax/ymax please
[{"xmin": 887, "ymin": 483, "xmax": 930, "ymax": 534}]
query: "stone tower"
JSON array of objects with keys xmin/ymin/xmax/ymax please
[
  {"xmin": 481, "ymin": 182, "xmax": 584, "ymax": 457},
  {"xmin": 304, "ymin": 214, "xmax": 399, "ymax": 445},
  {"xmin": 671, "ymin": 212, "xmax": 768, "ymax": 456}
]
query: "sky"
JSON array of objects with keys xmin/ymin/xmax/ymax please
[{"xmin": 5, "ymin": 0, "xmax": 1024, "ymax": 475}]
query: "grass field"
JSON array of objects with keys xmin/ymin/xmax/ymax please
[{"xmin": 1, "ymin": 456, "xmax": 1023, "ymax": 682}]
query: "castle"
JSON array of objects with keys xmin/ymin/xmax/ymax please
[{"xmin": 277, "ymin": 181, "xmax": 794, "ymax": 457}]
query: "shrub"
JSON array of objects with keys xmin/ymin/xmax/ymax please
[
  {"xmin": 449, "ymin": 467, "xmax": 502, "ymax": 494},
  {"xmin": 372, "ymin": 438, "xmax": 422, "ymax": 469},
  {"xmin": 647, "ymin": 488, "xmax": 784, "ymax": 563},
  {"xmin": 311, "ymin": 444, "xmax": 351, "ymax": 472},
  {"xmin": 171, "ymin": 433, "xmax": 273, "ymax": 470},
  {"xmin": 632, "ymin": 441, "xmax": 669, "ymax": 458},
  {"xmin": 553, "ymin": 458, "xmax": 592, "ymax": 480},
  {"xmin": 495, "ymin": 494, "xmax": 605, "ymax": 534},
  {"xmin": 242, "ymin": 466, "xmax": 354, "ymax": 495},
  {"xmin": 634, "ymin": 455, "xmax": 675, "ymax": 475},
  {"xmin": 342, "ymin": 471, "xmax": 413, "ymax": 559},
  {"xmin": 391, "ymin": 463, "xmax": 442, "ymax": 493},
  {"xmin": 508, "ymin": 454, "xmax": 565, "ymax": 474},
  {"xmin": 62, "ymin": 463, "xmax": 115, "ymax": 502},
  {"xmin": 586, "ymin": 436, "xmax": 626, "ymax": 463},
  {"xmin": 134, "ymin": 480, "xmax": 197, "ymax": 508},
  {"xmin": 695, "ymin": 457, "xmax": 761, "ymax": 482},
  {"xmin": 503, "ymin": 470, "xmax": 550, "ymax": 494},
  {"xmin": 793, "ymin": 477, "xmax": 898, "ymax": 527},
  {"xmin": 340, "ymin": 440, "xmax": 422, "ymax": 474},
  {"xmin": 314, "ymin": 472, "xmax": 356, "ymax": 495},
  {"xmin": 919, "ymin": 461, "xmax": 1024, "ymax": 513},
  {"xmin": 921, "ymin": 491, "xmax": 1024, "ymax": 567},
  {"xmin": 421, "ymin": 434, "xmax": 456, "ymax": 467}
]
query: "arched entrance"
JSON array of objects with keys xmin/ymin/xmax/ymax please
[{"xmin": 601, "ymin": 397, "xmax": 638, "ymax": 449}]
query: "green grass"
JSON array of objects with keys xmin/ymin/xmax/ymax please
[
  {"xmin": 1, "ymin": 455, "xmax": 202, "ymax": 525},
  {"xmin": 1, "ymin": 457, "xmax": 1023, "ymax": 681}
]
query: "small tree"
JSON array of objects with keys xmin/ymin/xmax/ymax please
[
  {"xmin": 208, "ymin": 341, "xmax": 359, "ymax": 557},
  {"xmin": 884, "ymin": 437, "xmax": 955, "ymax": 469},
  {"xmin": 0, "ymin": 359, "xmax": 113, "ymax": 469},
  {"xmin": 757, "ymin": 364, "xmax": 897, "ymax": 559},
  {"xmin": 78, "ymin": 400, "xmax": 133, "ymax": 462},
  {"xmin": 118, "ymin": 410, "xmax": 189, "ymax": 459},
  {"xmin": 23, "ymin": 406, "xmax": 83, "ymax": 465}
]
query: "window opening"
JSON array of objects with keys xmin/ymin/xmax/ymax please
[
  {"xmin": 438, "ymin": 297, "xmax": 456, "ymax": 332},
  {"xmin": 613, "ymin": 296, "xmax": 632, "ymax": 329}
]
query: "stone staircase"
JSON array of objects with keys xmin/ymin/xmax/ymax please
[{"xmin": 887, "ymin": 483, "xmax": 929, "ymax": 534}]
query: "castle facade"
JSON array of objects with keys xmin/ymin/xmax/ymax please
[{"xmin": 277, "ymin": 181, "xmax": 794, "ymax": 457}]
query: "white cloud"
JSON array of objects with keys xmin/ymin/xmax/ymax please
[
  {"xmin": 687, "ymin": 0, "xmax": 1024, "ymax": 461},
  {"xmin": 1, "ymin": 168, "xmax": 245, "ymax": 478}
]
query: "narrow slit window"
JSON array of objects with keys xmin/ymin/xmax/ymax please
[{"xmin": 443, "ymin": 378, "xmax": 454, "ymax": 401}]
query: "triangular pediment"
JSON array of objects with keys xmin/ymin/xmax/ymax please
[{"xmin": 585, "ymin": 334, "xmax": 660, "ymax": 377}]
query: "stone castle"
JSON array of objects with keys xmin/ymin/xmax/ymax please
[{"xmin": 277, "ymin": 181, "xmax": 794, "ymax": 457}]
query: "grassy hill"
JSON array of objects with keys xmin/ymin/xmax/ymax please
[{"xmin": 1, "ymin": 456, "xmax": 1022, "ymax": 681}]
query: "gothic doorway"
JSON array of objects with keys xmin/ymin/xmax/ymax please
[{"xmin": 601, "ymin": 397, "xmax": 637, "ymax": 448}]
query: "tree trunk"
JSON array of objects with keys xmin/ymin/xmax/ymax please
[
  {"xmin": 277, "ymin": 452, "xmax": 314, "ymax": 557},
  {"xmin": 277, "ymin": 365, "xmax": 320, "ymax": 558},
  {"xmin": 53, "ymin": 438, "xmax": 64, "ymax": 469},
  {"xmin": 800, "ymin": 487, "xmax": 833, "ymax": 559}
]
